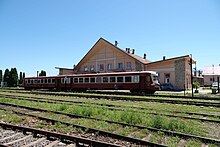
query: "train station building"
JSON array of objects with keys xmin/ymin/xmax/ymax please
[{"xmin": 57, "ymin": 38, "xmax": 196, "ymax": 90}]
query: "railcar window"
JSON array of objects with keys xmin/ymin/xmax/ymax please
[
  {"xmin": 146, "ymin": 75, "xmax": 151, "ymax": 82},
  {"xmin": 125, "ymin": 76, "xmax": 132, "ymax": 83},
  {"xmin": 38, "ymin": 79, "xmax": 40, "ymax": 83},
  {"xmin": 96, "ymin": 77, "xmax": 101, "ymax": 83},
  {"xmin": 85, "ymin": 77, "xmax": 89, "ymax": 83},
  {"xmin": 34, "ymin": 79, "xmax": 38, "ymax": 84},
  {"xmin": 31, "ymin": 80, "xmax": 34, "ymax": 84},
  {"xmin": 70, "ymin": 78, "xmax": 73, "ymax": 83},
  {"xmin": 64, "ymin": 78, "xmax": 70, "ymax": 84},
  {"xmin": 117, "ymin": 77, "xmax": 123, "ymax": 83},
  {"xmin": 40, "ymin": 79, "xmax": 43, "ymax": 84},
  {"xmin": 103, "ymin": 77, "xmax": 108, "ymax": 83},
  {"xmin": 52, "ymin": 79, "xmax": 55, "ymax": 83},
  {"xmin": 90, "ymin": 77, "xmax": 95, "ymax": 83},
  {"xmin": 132, "ymin": 76, "xmax": 139, "ymax": 83},
  {"xmin": 79, "ymin": 78, "xmax": 84, "ymax": 83},
  {"xmin": 110, "ymin": 77, "xmax": 115, "ymax": 83},
  {"xmin": 48, "ymin": 79, "xmax": 51, "ymax": 83},
  {"xmin": 45, "ymin": 79, "xmax": 48, "ymax": 83},
  {"xmin": 74, "ymin": 78, "xmax": 78, "ymax": 83},
  {"xmin": 28, "ymin": 79, "xmax": 30, "ymax": 84}
]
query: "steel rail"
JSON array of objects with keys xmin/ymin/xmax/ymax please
[
  {"xmin": 1, "ymin": 90, "xmax": 220, "ymax": 107},
  {"xmin": 7, "ymin": 93, "xmax": 220, "ymax": 118},
  {"xmin": 1, "ymin": 94, "xmax": 220, "ymax": 124},
  {"xmin": 2, "ymin": 88, "xmax": 220, "ymax": 100},
  {"xmin": 0, "ymin": 102, "xmax": 219, "ymax": 146},
  {"xmin": 0, "ymin": 103, "xmax": 166, "ymax": 147},
  {"xmin": 0, "ymin": 122, "xmax": 121, "ymax": 147},
  {"xmin": 27, "ymin": 91, "xmax": 220, "ymax": 107}
]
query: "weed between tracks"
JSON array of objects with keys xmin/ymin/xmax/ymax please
[
  {"xmin": 0, "ymin": 97, "xmax": 209, "ymax": 137},
  {"xmin": 0, "ymin": 102, "xmax": 219, "ymax": 146}
]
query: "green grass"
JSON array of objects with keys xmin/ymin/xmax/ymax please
[
  {"xmin": 0, "ymin": 97, "xmax": 211, "ymax": 138},
  {"xmin": 0, "ymin": 110, "xmax": 23, "ymax": 124},
  {"xmin": 164, "ymin": 136, "xmax": 181, "ymax": 147}
]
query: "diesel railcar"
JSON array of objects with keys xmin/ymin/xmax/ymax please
[{"xmin": 23, "ymin": 71, "xmax": 160, "ymax": 94}]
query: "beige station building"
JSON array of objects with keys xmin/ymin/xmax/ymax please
[{"xmin": 56, "ymin": 38, "xmax": 196, "ymax": 90}]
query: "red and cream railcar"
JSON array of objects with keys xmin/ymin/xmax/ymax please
[{"xmin": 23, "ymin": 71, "xmax": 160, "ymax": 94}]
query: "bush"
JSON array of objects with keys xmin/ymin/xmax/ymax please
[{"xmin": 193, "ymin": 82, "xmax": 200, "ymax": 89}]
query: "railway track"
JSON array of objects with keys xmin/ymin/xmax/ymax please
[
  {"xmin": 0, "ymin": 102, "xmax": 219, "ymax": 147},
  {"xmin": 0, "ymin": 104, "xmax": 166, "ymax": 147},
  {"xmin": 2, "ymin": 88, "xmax": 220, "ymax": 100},
  {"xmin": 0, "ymin": 93, "xmax": 220, "ymax": 124},
  {"xmin": 17, "ymin": 90, "xmax": 220, "ymax": 107},
  {"xmin": 0, "ymin": 122, "xmax": 121, "ymax": 147}
]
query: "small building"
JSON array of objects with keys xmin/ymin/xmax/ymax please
[
  {"xmin": 202, "ymin": 65, "xmax": 220, "ymax": 86},
  {"xmin": 146, "ymin": 55, "xmax": 195, "ymax": 90},
  {"xmin": 55, "ymin": 67, "xmax": 75, "ymax": 75},
  {"xmin": 57, "ymin": 38, "xmax": 196, "ymax": 90}
]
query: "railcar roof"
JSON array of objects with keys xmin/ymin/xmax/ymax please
[{"xmin": 25, "ymin": 71, "xmax": 157, "ymax": 79}]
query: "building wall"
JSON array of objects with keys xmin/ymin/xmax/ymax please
[
  {"xmin": 174, "ymin": 59, "xmax": 185, "ymax": 89},
  {"xmin": 77, "ymin": 42, "xmax": 144, "ymax": 73},
  {"xmin": 147, "ymin": 58, "xmax": 191, "ymax": 90},
  {"xmin": 59, "ymin": 69, "xmax": 74, "ymax": 75},
  {"xmin": 203, "ymin": 75, "xmax": 220, "ymax": 86},
  {"xmin": 147, "ymin": 60, "xmax": 176, "ymax": 88}
]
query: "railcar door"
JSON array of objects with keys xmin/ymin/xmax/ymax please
[
  {"xmin": 55, "ymin": 78, "xmax": 61, "ymax": 90},
  {"xmin": 140, "ymin": 76, "xmax": 146, "ymax": 90},
  {"xmin": 140, "ymin": 75, "xmax": 151, "ymax": 90}
]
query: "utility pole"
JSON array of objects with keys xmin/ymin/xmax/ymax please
[
  {"xmin": 218, "ymin": 77, "xmax": 220, "ymax": 93},
  {"xmin": 190, "ymin": 54, "xmax": 193, "ymax": 97}
]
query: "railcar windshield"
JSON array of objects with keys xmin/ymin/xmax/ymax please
[{"xmin": 151, "ymin": 73, "xmax": 159, "ymax": 84}]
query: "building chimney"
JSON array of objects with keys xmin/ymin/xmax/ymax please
[
  {"xmin": 163, "ymin": 56, "xmax": 166, "ymax": 60},
  {"xmin": 115, "ymin": 41, "xmax": 118, "ymax": 47},
  {"xmin": 125, "ymin": 48, "xmax": 128, "ymax": 52},
  {"xmin": 128, "ymin": 48, "xmax": 130, "ymax": 53},
  {"xmin": 132, "ymin": 49, "xmax": 135, "ymax": 54},
  {"xmin": 143, "ymin": 53, "xmax": 146, "ymax": 59}
]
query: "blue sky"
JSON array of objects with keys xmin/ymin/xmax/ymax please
[{"xmin": 0, "ymin": 0, "xmax": 220, "ymax": 76}]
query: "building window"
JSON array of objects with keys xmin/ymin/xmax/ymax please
[
  {"xmin": 210, "ymin": 78, "xmax": 212, "ymax": 82},
  {"xmin": 165, "ymin": 73, "xmax": 170, "ymax": 83},
  {"xmin": 107, "ymin": 63, "xmax": 112, "ymax": 70},
  {"xmin": 126, "ymin": 62, "xmax": 131, "ymax": 69},
  {"xmin": 100, "ymin": 64, "xmax": 104, "ymax": 71},
  {"xmin": 84, "ymin": 66, "xmax": 88, "ymax": 72},
  {"xmin": 118, "ymin": 63, "xmax": 123, "ymax": 69},
  {"xmin": 90, "ymin": 65, "xmax": 95, "ymax": 72}
]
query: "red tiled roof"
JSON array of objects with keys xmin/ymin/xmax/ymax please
[
  {"xmin": 202, "ymin": 65, "xmax": 220, "ymax": 75},
  {"xmin": 128, "ymin": 53, "xmax": 151, "ymax": 64}
]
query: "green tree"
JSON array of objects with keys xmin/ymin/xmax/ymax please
[
  {"xmin": 39, "ymin": 70, "xmax": 46, "ymax": 76},
  {"xmin": 9, "ymin": 68, "xmax": 18, "ymax": 87},
  {"xmin": 0, "ymin": 70, "xmax": 2, "ymax": 83},
  {"xmin": 3, "ymin": 69, "xmax": 10, "ymax": 86},
  {"xmin": 23, "ymin": 72, "xmax": 25, "ymax": 79},
  {"xmin": 19, "ymin": 72, "xmax": 23, "ymax": 84}
]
